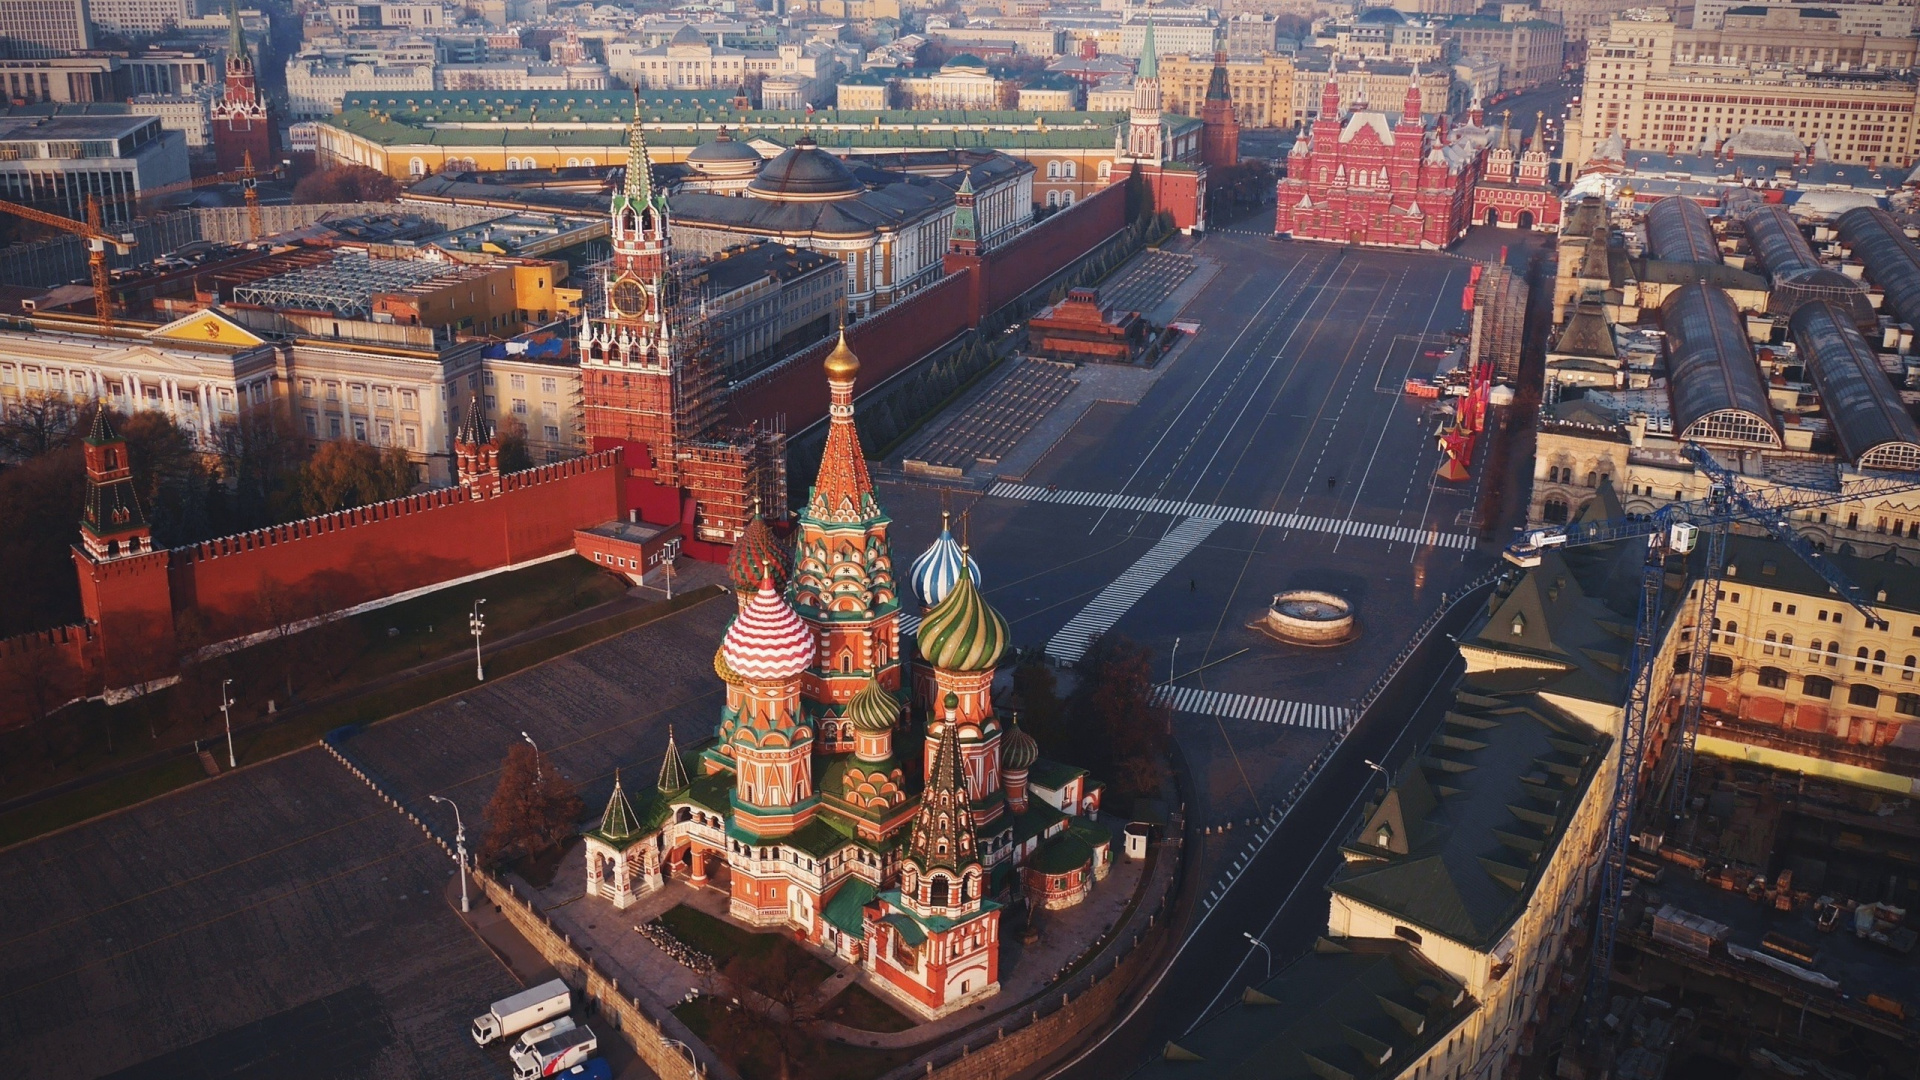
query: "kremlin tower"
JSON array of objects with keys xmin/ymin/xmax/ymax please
[{"xmin": 211, "ymin": 0, "xmax": 271, "ymax": 175}]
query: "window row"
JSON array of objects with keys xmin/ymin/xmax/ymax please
[{"xmin": 1754, "ymin": 668, "xmax": 1920, "ymax": 713}]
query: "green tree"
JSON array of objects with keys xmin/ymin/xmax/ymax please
[{"xmin": 1069, "ymin": 633, "xmax": 1168, "ymax": 799}]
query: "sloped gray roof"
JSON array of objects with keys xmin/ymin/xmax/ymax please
[
  {"xmin": 1790, "ymin": 300, "xmax": 1920, "ymax": 467},
  {"xmin": 1661, "ymin": 282, "xmax": 1783, "ymax": 447}
]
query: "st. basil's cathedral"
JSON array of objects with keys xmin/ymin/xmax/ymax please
[{"xmin": 579, "ymin": 187, "xmax": 1110, "ymax": 1018}]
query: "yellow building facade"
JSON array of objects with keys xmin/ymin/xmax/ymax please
[{"xmin": 1157, "ymin": 53, "xmax": 1294, "ymax": 129}]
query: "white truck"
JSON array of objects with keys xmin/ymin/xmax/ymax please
[
  {"xmin": 511, "ymin": 1024, "xmax": 597, "ymax": 1080},
  {"xmin": 472, "ymin": 979, "xmax": 571, "ymax": 1046},
  {"xmin": 514, "ymin": 1016, "xmax": 577, "ymax": 1053}
]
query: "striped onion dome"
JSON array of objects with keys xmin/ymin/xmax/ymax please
[
  {"xmin": 917, "ymin": 565, "xmax": 1009, "ymax": 673},
  {"xmin": 713, "ymin": 644, "xmax": 745, "ymax": 686},
  {"xmin": 728, "ymin": 512, "xmax": 792, "ymax": 595},
  {"xmin": 722, "ymin": 578, "xmax": 813, "ymax": 681},
  {"xmin": 847, "ymin": 676, "xmax": 899, "ymax": 733},
  {"xmin": 1002, "ymin": 718, "xmax": 1038, "ymax": 771},
  {"xmin": 910, "ymin": 511, "xmax": 980, "ymax": 609}
]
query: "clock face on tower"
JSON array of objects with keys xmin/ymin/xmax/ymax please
[{"xmin": 610, "ymin": 279, "xmax": 644, "ymax": 316}]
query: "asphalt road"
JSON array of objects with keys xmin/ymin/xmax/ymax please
[{"xmin": 1046, "ymin": 583, "xmax": 1489, "ymax": 1079}]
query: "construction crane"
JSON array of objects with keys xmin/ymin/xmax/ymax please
[
  {"xmin": 101, "ymin": 151, "xmax": 283, "ymax": 239},
  {"xmin": 1502, "ymin": 446, "xmax": 1920, "ymax": 1029},
  {"xmin": 0, "ymin": 194, "xmax": 135, "ymax": 331}
]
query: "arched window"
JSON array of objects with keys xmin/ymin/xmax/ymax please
[
  {"xmin": 1781, "ymin": 633, "xmax": 1794, "ymax": 654},
  {"xmin": 1061, "ymin": 190, "xmax": 1074, "ymax": 206},
  {"xmin": 1706, "ymin": 654, "xmax": 1733, "ymax": 678},
  {"xmin": 839, "ymin": 651, "xmax": 853, "ymax": 673},
  {"xmin": 1758, "ymin": 666, "xmax": 1788, "ymax": 689},
  {"xmin": 1046, "ymin": 190, "xmax": 1059, "ymax": 207},
  {"xmin": 929, "ymin": 876, "xmax": 949, "ymax": 906},
  {"xmin": 1906, "ymin": 655, "xmax": 1916, "ymax": 682},
  {"xmin": 1850, "ymin": 684, "xmax": 1881, "ymax": 707},
  {"xmin": 1898, "ymin": 693, "xmax": 1920, "ymax": 716},
  {"xmin": 567, "ymin": 157, "xmax": 579, "ymax": 167},
  {"xmin": 1046, "ymin": 160, "xmax": 1060, "ymax": 179},
  {"xmin": 1874, "ymin": 649, "xmax": 1886, "ymax": 675},
  {"xmin": 1062, "ymin": 160, "xmax": 1076, "ymax": 179},
  {"xmin": 1856, "ymin": 646, "xmax": 1871, "ymax": 672},
  {"xmin": 1827, "ymin": 641, "xmax": 1841, "ymax": 666},
  {"xmin": 1764, "ymin": 631, "xmax": 1778, "ymax": 655},
  {"xmin": 409, "ymin": 156, "xmax": 426, "ymax": 176},
  {"xmin": 1803, "ymin": 675, "xmax": 1833, "ymax": 699},
  {"xmin": 1098, "ymin": 161, "xmax": 1112, "ymax": 180},
  {"xmin": 583, "ymin": 157, "xmax": 595, "ymax": 166}
]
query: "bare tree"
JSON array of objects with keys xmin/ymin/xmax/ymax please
[
  {"xmin": 479, "ymin": 743, "xmax": 583, "ymax": 867},
  {"xmin": 0, "ymin": 391, "xmax": 83, "ymax": 458}
]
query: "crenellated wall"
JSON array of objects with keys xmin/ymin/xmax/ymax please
[{"xmin": 0, "ymin": 450, "xmax": 629, "ymax": 729}]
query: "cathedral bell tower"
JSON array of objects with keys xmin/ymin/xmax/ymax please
[{"xmin": 1123, "ymin": 18, "xmax": 1164, "ymax": 162}]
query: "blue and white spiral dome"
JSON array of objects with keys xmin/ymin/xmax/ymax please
[{"xmin": 910, "ymin": 511, "xmax": 981, "ymax": 610}]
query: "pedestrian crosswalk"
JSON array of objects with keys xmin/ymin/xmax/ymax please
[
  {"xmin": 986, "ymin": 482, "xmax": 1476, "ymax": 551},
  {"xmin": 1153, "ymin": 684, "xmax": 1353, "ymax": 730},
  {"xmin": 1046, "ymin": 518, "xmax": 1222, "ymax": 663},
  {"xmin": 899, "ymin": 611, "xmax": 920, "ymax": 636}
]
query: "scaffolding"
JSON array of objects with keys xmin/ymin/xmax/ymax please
[{"xmin": 1471, "ymin": 261, "xmax": 1529, "ymax": 383}]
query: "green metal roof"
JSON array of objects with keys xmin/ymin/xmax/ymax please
[
  {"xmin": 1031, "ymin": 831, "xmax": 1095, "ymax": 874},
  {"xmin": 1130, "ymin": 937, "xmax": 1475, "ymax": 1080},
  {"xmin": 1328, "ymin": 684, "xmax": 1608, "ymax": 951},
  {"xmin": 823, "ymin": 878, "xmax": 878, "ymax": 937}
]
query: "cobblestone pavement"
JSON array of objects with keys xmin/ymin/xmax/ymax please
[
  {"xmin": 345, "ymin": 592, "xmax": 736, "ymax": 850},
  {"xmin": 907, "ymin": 359, "xmax": 1079, "ymax": 473},
  {"xmin": 0, "ymin": 744, "xmax": 521, "ymax": 1080}
]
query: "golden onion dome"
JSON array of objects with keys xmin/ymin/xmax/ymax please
[
  {"xmin": 847, "ymin": 676, "xmax": 900, "ymax": 733},
  {"xmin": 823, "ymin": 328, "xmax": 860, "ymax": 382},
  {"xmin": 918, "ymin": 566, "xmax": 1009, "ymax": 673},
  {"xmin": 713, "ymin": 644, "xmax": 746, "ymax": 686}
]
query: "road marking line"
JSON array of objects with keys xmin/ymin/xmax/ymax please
[
  {"xmin": 988, "ymin": 483, "xmax": 1476, "ymax": 550},
  {"xmin": 1045, "ymin": 518, "xmax": 1222, "ymax": 663}
]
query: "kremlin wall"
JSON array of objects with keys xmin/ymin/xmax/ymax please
[{"xmin": 0, "ymin": 165, "xmax": 1133, "ymax": 731}]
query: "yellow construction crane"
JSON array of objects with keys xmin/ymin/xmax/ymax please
[
  {"xmin": 0, "ymin": 194, "xmax": 135, "ymax": 331},
  {"xmin": 101, "ymin": 151, "xmax": 284, "ymax": 239}
]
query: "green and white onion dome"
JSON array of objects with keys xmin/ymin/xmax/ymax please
[
  {"xmin": 917, "ymin": 567, "xmax": 1009, "ymax": 673},
  {"xmin": 1002, "ymin": 719, "xmax": 1039, "ymax": 771},
  {"xmin": 910, "ymin": 511, "xmax": 980, "ymax": 609},
  {"xmin": 847, "ymin": 676, "xmax": 900, "ymax": 733}
]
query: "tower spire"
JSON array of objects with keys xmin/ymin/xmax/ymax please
[
  {"xmin": 808, "ymin": 329, "xmax": 873, "ymax": 518},
  {"xmin": 657, "ymin": 727, "xmax": 689, "ymax": 793},
  {"xmin": 905, "ymin": 718, "xmax": 978, "ymax": 874}
]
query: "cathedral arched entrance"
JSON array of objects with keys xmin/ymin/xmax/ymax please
[
  {"xmin": 1485, "ymin": 208, "xmax": 1500, "ymax": 226},
  {"xmin": 1518, "ymin": 210, "xmax": 1535, "ymax": 229}
]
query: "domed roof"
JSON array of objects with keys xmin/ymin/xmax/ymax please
[
  {"xmin": 918, "ymin": 563, "xmax": 1009, "ymax": 673},
  {"xmin": 1002, "ymin": 718, "xmax": 1038, "ymax": 771},
  {"xmin": 722, "ymin": 579, "xmax": 813, "ymax": 681},
  {"xmin": 1355, "ymin": 7, "xmax": 1406, "ymax": 24},
  {"xmin": 747, "ymin": 138, "xmax": 863, "ymax": 201},
  {"xmin": 824, "ymin": 326, "xmax": 860, "ymax": 381},
  {"xmin": 687, "ymin": 127, "xmax": 762, "ymax": 170},
  {"xmin": 910, "ymin": 511, "xmax": 980, "ymax": 609},
  {"xmin": 942, "ymin": 53, "xmax": 988, "ymax": 72},
  {"xmin": 729, "ymin": 512, "xmax": 792, "ymax": 594},
  {"xmin": 713, "ymin": 644, "xmax": 745, "ymax": 686},
  {"xmin": 848, "ymin": 677, "xmax": 900, "ymax": 733},
  {"xmin": 670, "ymin": 22, "xmax": 706, "ymax": 45}
]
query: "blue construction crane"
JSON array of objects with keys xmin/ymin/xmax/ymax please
[{"xmin": 1501, "ymin": 445, "xmax": 1920, "ymax": 1025}]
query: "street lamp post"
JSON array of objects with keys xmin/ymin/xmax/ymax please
[
  {"xmin": 522, "ymin": 731, "xmax": 542, "ymax": 783},
  {"xmin": 221, "ymin": 677, "xmax": 236, "ymax": 769},
  {"xmin": 1242, "ymin": 931, "xmax": 1272, "ymax": 981},
  {"xmin": 1169, "ymin": 636, "xmax": 1181, "ymax": 685},
  {"xmin": 469, "ymin": 598, "xmax": 487, "ymax": 681},
  {"xmin": 1363, "ymin": 758, "xmax": 1390, "ymax": 790},
  {"xmin": 429, "ymin": 794, "xmax": 470, "ymax": 913},
  {"xmin": 661, "ymin": 1037, "xmax": 699, "ymax": 1079}
]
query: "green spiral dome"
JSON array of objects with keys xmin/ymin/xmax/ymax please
[
  {"xmin": 918, "ymin": 569, "xmax": 1009, "ymax": 673},
  {"xmin": 1002, "ymin": 719, "xmax": 1039, "ymax": 771},
  {"xmin": 848, "ymin": 677, "xmax": 899, "ymax": 733}
]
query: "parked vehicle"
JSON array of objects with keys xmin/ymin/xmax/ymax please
[
  {"xmin": 515, "ymin": 1016, "xmax": 578, "ymax": 1053},
  {"xmin": 511, "ymin": 1025, "xmax": 597, "ymax": 1080},
  {"xmin": 554, "ymin": 1059, "xmax": 613, "ymax": 1080},
  {"xmin": 472, "ymin": 979, "xmax": 571, "ymax": 1046}
]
